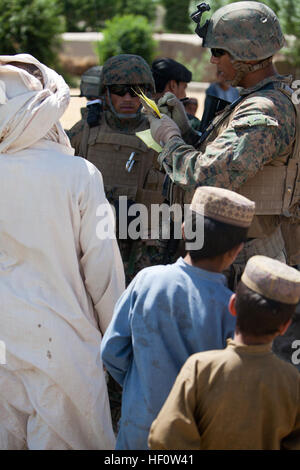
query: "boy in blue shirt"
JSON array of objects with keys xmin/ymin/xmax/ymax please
[{"xmin": 101, "ymin": 186, "xmax": 255, "ymax": 449}]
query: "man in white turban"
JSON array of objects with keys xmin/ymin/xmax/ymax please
[{"xmin": 0, "ymin": 54, "xmax": 125, "ymax": 450}]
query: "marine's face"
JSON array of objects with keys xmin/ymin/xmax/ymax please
[
  {"xmin": 107, "ymin": 85, "xmax": 141, "ymax": 115},
  {"xmin": 210, "ymin": 50, "xmax": 236, "ymax": 84}
]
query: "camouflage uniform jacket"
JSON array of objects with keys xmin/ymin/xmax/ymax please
[{"xmin": 158, "ymin": 75, "xmax": 296, "ymax": 239}]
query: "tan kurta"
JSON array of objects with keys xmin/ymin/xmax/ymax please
[{"xmin": 149, "ymin": 340, "xmax": 300, "ymax": 450}]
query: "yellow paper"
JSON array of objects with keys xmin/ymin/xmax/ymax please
[
  {"xmin": 136, "ymin": 129, "xmax": 162, "ymax": 153},
  {"xmin": 133, "ymin": 87, "xmax": 162, "ymax": 119}
]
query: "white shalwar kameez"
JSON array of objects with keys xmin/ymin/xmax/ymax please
[{"xmin": 0, "ymin": 54, "xmax": 125, "ymax": 450}]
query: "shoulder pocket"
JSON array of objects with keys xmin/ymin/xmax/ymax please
[{"xmin": 232, "ymin": 114, "xmax": 278, "ymax": 129}]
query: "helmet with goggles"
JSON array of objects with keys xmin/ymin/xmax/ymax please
[
  {"xmin": 99, "ymin": 54, "xmax": 155, "ymax": 95},
  {"xmin": 191, "ymin": 1, "xmax": 285, "ymax": 61}
]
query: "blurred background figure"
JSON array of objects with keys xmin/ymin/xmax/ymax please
[
  {"xmin": 205, "ymin": 69, "xmax": 239, "ymax": 103},
  {"xmin": 67, "ymin": 65, "xmax": 103, "ymax": 155},
  {"xmin": 182, "ymin": 97, "xmax": 198, "ymax": 116},
  {"xmin": 200, "ymin": 69, "xmax": 240, "ymax": 134}
]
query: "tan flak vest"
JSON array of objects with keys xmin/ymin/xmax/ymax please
[
  {"xmin": 217, "ymin": 82, "xmax": 300, "ymax": 264},
  {"xmin": 79, "ymin": 116, "xmax": 165, "ymax": 238},
  {"xmin": 176, "ymin": 79, "xmax": 300, "ymax": 263}
]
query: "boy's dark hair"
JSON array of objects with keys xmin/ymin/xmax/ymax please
[
  {"xmin": 184, "ymin": 211, "xmax": 248, "ymax": 261},
  {"xmin": 235, "ymin": 281, "xmax": 295, "ymax": 336},
  {"xmin": 151, "ymin": 58, "xmax": 192, "ymax": 93}
]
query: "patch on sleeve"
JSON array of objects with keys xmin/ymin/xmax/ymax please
[{"xmin": 232, "ymin": 114, "xmax": 278, "ymax": 129}]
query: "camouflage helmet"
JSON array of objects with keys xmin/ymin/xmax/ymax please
[
  {"xmin": 80, "ymin": 66, "xmax": 103, "ymax": 98},
  {"xmin": 201, "ymin": 2, "xmax": 285, "ymax": 61},
  {"xmin": 99, "ymin": 54, "xmax": 155, "ymax": 94}
]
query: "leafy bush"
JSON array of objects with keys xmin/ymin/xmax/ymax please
[
  {"xmin": 96, "ymin": 14, "xmax": 157, "ymax": 65},
  {"xmin": 59, "ymin": 0, "xmax": 116, "ymax": 32},
  {"xmin": 0, "ymin": 0, "xmax": 65, "ymax": 66},
  {"xmin": 59, "ymin": 0, "xmax": 157, "ymax": 32},
  {"xmin": 176, "ymin": 50, "xmax": 211, "ymax": 82},
  {"xmin": 115, "ymin": 0, "xmax": 157, "ymax": 23},
  {"xmin": 162, "ymin": 0, "xmax": 191, "ymax": 33}
]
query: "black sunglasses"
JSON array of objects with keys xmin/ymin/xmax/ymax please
[
  {"xmin": 211, "ymin": 48, "xmax": 227, "ymax": 58},
  {"xmin": 109, "ymin": 85, "xmax": 147, "ymax": 97}
]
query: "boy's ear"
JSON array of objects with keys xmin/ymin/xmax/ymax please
[
  {"xmin": 182, "ymin": 222, "xmax": 185, "ymax": 241},
  {"xmin": 168, "ymin": 79, "xmax": 177, "ymax": 94},
  {"xmin": 229, "ymin": 242, "xmax": 244, "ymax": 260},
  {"xmin": 229, "ymin": 294, "xmax": 237, "ymax": 317},
  {"xmin": 278, "ymin": 319, "xmax": 292, "ymax": 336}
]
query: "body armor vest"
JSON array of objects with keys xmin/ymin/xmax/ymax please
[
  {"xmin": 83, "ymin": 116, "xmax": 164, "ymax": 203},
  {"xmin": 81, "ymin": 115, "xmax": 165, "ymax": 240}
]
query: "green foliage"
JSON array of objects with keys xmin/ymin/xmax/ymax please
[
  {"xmin": 176, "ymin": 50, "xmax": 211, "ymax": 82},
  {"xmin": 0, "ymin": 0, "xmax": 65, "ymax": 66},
  {"xmin": 162, "ymin": 0, "xmax": 191, "ymax": 33},
  {"xmin": 96, "ymin": 15, "xmax": 157, "ymax": 65},
  {"xmin": 115, "ymin": 0, "xmax": 157, "ymax": 23},
  {"xmin": 59, "ymin": 0, "xmax": 157, "ymax": 32},
  {"xmin": 59, "ymin": 0, "xmax": 116, "ymax": 32}
]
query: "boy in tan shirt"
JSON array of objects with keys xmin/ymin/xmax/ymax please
[{"xmin": 148, "ymin": 256, "xmax": 300, "ymax": 450}]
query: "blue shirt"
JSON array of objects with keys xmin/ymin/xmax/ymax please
[
  {"xmin": 206, "ymin": 82, "xmax": 240, "ymax": 103},
  {"xmin": 101, "ymin": 257, "xmax": 236, "ymax": 449}
]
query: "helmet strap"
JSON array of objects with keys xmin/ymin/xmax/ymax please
[{"xmin": 230, "ymin": 57, "xmax": 273, "ymax": 86}]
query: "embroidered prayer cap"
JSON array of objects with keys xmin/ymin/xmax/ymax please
[
  {"xmin": 190, "ymin": 186, "xmax": 255, "ymax": 228},
  {"xmin": 241, "ymin": 255, "xmax": 300, "ymax": 304}
]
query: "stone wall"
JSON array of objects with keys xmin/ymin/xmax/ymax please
[
  {"xmin": 59, "ymin": 32, "xmax": 297, "ymax": 81},
  {"xmin": 59, "ymin": 32, "xmax": 214, "ymax": 79}
]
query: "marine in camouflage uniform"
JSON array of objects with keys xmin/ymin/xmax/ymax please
[
  {"xmin": 67, "ymin": 65, "xmax": 103, "ymax": 155},
  {"xmin": 74, "ymin": 55, "xmax": 167, "ymax": 432},
  {"xmin": 148, "ymin": 2, "xmax": 300, "ymax": 369}
]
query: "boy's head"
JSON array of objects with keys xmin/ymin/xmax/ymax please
[
  {"xmin": 151, "ymin": 58, "xmax": 192, "ymax": 100},
  {"xmin": 184, "ymin": 186, "xmax": 255, "ymax": 264},
  {"xmin": 231, "ymin": 256, "xmax": 300, "ymax": 338}
]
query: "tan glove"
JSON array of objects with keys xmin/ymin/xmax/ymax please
[
  {"xmin": 148, "ymin": 113, "xmax": 181, "ymax": 146},
  {"xmin": 158, "ymin": 92, "xmax": 191, "ymax": 135}
]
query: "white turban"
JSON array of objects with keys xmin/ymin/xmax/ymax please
[{"xmin": 0, "ymin": 54, "xmax": 71, "ymax": 153}]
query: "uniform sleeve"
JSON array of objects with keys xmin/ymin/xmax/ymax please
[
  {"xmin": 281, "ymin": 376, "xmax": 300, "ymax": 450},
  {"xmin": 100, "ymin": 279, "xmax": 138, "ymax": 386},
  {"xmin": 158, "ymin": 94, "xmax": 294, "ymax": 191},
  {"xmin": 79, "ymin": 163, "xmax": 125, "ymax": 335},
  {"xmin": 148, "ymin": 355, "xmax": 202, "ymax": 450}
]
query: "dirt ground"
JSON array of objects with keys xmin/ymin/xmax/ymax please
[{"xmin": 60, "ymin": 87, "xmax": 207, "ymax": 131}]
